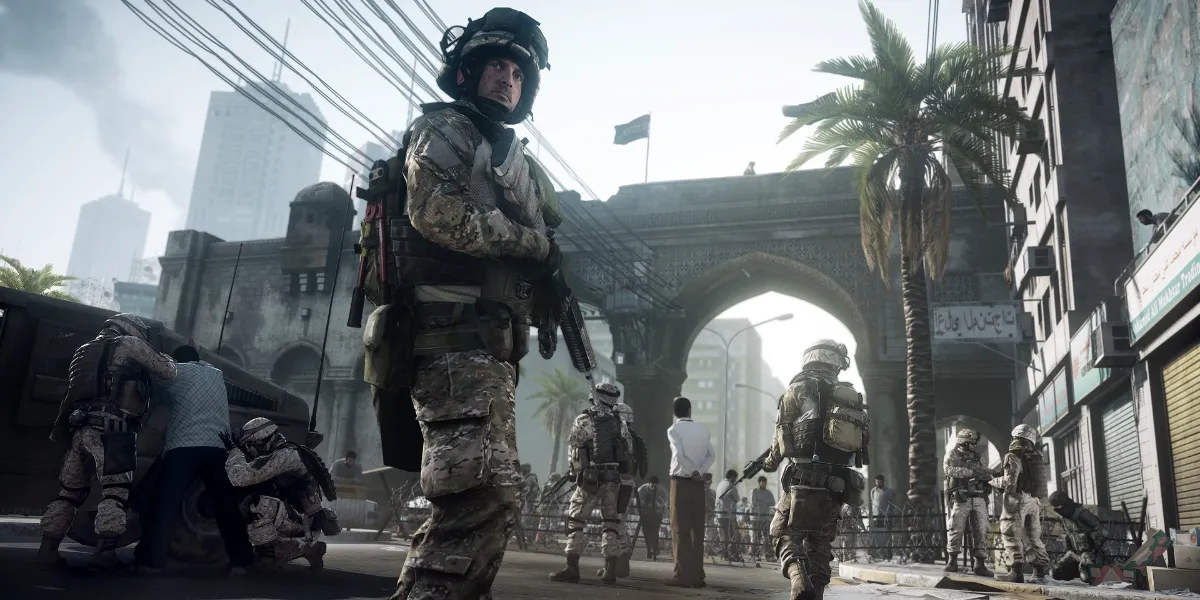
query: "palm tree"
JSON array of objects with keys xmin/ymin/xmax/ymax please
[
  {"xmin": 779, "ymin": 0, "xmax": 1028, "ymax": 506},
  {"xmin": 530, "ymin": 367, "xmax": 589, "ymax": 476},
  {"xmin": 0, "ymin": 255, "xmax": 77, "ymax": 301},
  {"xmin": 1170, "ymin": 103, "xmax": 1200, "ymax": 188}
]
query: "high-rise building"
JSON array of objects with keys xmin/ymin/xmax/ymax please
[
  {"xmin": 683, "ymin": 318, "xmax": 764, "ymax": 477},
  {"xmin": 66, "ymin": 194, "xmax": 151, "ymax": 285},
  {"xmin": 963, "ymin": 0, "xmax": 1136, "ymax": 508},
  {"xmin": 185, "ymin": 82, "xmax": 326, "ymax": 242}
]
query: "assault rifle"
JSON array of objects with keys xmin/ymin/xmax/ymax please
[
  {"xmin": 543, "ymin": 471, "xmax": 576, "ymax": 504},
  {"xmin": 537, "ymin": 230, "xmax": 598, "ymax": 388},
  {"xmin": 720, "ymin": 447, "xmax": 772, "ymax": 501}
]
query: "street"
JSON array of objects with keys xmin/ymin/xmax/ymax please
[{"xmin": 0, "ymin": 540, "xmax": 1047, "ymax": 600}]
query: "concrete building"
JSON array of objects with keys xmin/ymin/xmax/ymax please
[
  {"xmin": 67, "ymin": 277, "xmax": 118, "ymax": 311},
  {"xmin": 964, "ymin": 0, "xmax": 1137, "ymax": 509},
  {"xmin": 684, "ymin": 318, "xmax": 764, "ymax": 478},
  {"xmin": 1108, "ymin": 0, "xmax": 1200, "ymax": 532},
  {"xmin": 185, "ymin": 82, "xmax": 326, "ymax": 242},
  {"xmin": 113, "ymin": 282, "xmax": 158, "ymax": 319},
  {"xmin": 66, "ymin": 194, "xmax": 151, "ymax": 285}
]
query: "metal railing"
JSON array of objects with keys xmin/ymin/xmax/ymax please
[
  {"xmin": 385, "ymin": 485, "xmax": 1141, "ymax": 567},
  {"xmin": 1115, "ymin": 174, "xmax": 1200, "ymax": 296}
]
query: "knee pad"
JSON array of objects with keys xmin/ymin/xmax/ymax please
[{"xmin": 94, "ymin": 499, "xmax": 128, "ymax": 536}]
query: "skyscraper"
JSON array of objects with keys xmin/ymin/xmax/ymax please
[
  {"xmin": 185, "ymin": 82, "xmax": 326, "ymax": 242},
  {"xmin": 66, "ymin": 193, "xmax": 151, "ymax": 285}
]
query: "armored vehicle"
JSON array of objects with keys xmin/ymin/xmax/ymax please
[{"xmin": 0, "ymin": 287, "xmax": 321, "ymax": 562}]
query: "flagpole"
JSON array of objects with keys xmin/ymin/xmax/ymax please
[{"xmin": 644, "ymin": 112, "xmax": 651, "ymax": 183}]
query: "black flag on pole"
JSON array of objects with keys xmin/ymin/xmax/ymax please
[{"xmin": 613, "ymin": 114, "xmax": 651, "ymax": 145}]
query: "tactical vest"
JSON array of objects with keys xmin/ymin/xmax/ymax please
[
  {"xmin": 786, "ymin": 373, "xmax": 864, "ymax": 466},
  {"xmin": 357, "ymin": 102, "xmax": 547, "ymax": 357},
  {"xmin": 590, "ymin": 411, "xmax": 629, "ymax": 471},
  {"xmin": 1014, "ymin": 451, "xmax": 1046, "ymax": 496},
  {"xmin": 62, "ymin": 335, "xmax": 148, "ymax": 414}
]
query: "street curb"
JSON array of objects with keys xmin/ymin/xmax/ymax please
[
  {"xmin": 837, "ymin": 563, "xmax": 1155, "ymax": 600},
  {"xmin": 0, "ymin": 520, "xmax": 391, "ymax": 544},
  {"xmin": 0, "ymin": 520, "xmax": 40, "ymax": 540}
]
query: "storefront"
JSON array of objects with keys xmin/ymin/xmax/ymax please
[{"xmin": 1123, "ymin": 183, "xmax": 1200, "ymax": 531}]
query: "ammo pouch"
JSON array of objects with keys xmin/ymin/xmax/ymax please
[
  {"xmin": 787, "ymin": 485, "xmax": 836, "ymax": 531},
  {"xmin": 786, "ymin": 463, "xmax": 866, "ymax": 508},
  {"xmin": 101, "ymin": 431, "xmax": 138, "ymax": 476},
  {"xmin": 312, "ymin": 508, "xmax": 342, "ymax": 536},
  {"xmin": 617, "ymin": 484, "xmax": 634, "ymax": 513},
  {"xmin": 579, "ymin": 469, "xmax": 601, "ymax": 495},
  {"xmin": 364, "ymin": 303, "xmax": 415, "ymax": 392},
  {"xmin": 823, "ymin": 387, "xmax": 868, "ymax": 454}
]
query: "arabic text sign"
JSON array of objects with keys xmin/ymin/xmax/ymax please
[
  {"xmin": 932, "ymin": 303, "xmax": 1022, "ymax": 342},
  {"xmin": 1125, "ymin": 198, "xmax": 1200, "ymax": 341},
  {"xmin": 1069, "ymin": 310, "xmax": 1111, "ymax": 402}
]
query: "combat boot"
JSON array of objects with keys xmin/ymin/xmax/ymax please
[
  {"xmin": 37, "ymin": 534, "xmax": 67, "ymax": 569},
  {"xmin": 1002, "ymin": 561, "xmax": 1024, "ymax": 583},
  {"xmin": 548, "ymin": 554, "xmax": 581, "ymax": 583},
  {"xmin": 972, "ymin": 555, "xmax": 993, "ymax": 577},
  {"xmin": 787, "ymin": 562, "xmax": 815, "ymax": 600},
  {"xmin": 88, "ymin": 538, "xmax": 124, "ymax": 571},
  {"xmin": 601, "ymin": 556, "xmax": 618, "ymax": 584},
  {"xmin": 1030, "ymin": 563, "xmax": 1047, "ymax": 583},
  {"xmin": 616, "ymin": 551, "xmax": 632, "ymax": 578},
  {"xmin": 305, "ymin": 541, "xmax": 327, "ymax": 571},
  {"xmin": 943, "ymin": 552, "xmax": 959, "ymax": 573}
]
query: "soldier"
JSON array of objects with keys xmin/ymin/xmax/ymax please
[
  {"xmin": 943, "ymin": 429, "xmax": 994, "ymax": 576},
  {"xmin": 609, "ymin": 400, "xmax": 647, "ymax": 579},
  {"xmin": 517, "ymin": 463, "xmax": 539, "ymax": 546},
  {"xmin": 365, "ymin": 7, "xmax": 556, "ymax": 600},
  {"xmin": 989, "ymin": 424, "xmax": 1050, "ymax": 583},
  {"xmin": 38, "ymin": 313, "xmax": 179, "ymax": 570},
  {"xmin": 549, "ymin": 383, "xmax": 631, "ymax": 585},
  {"xmin": 222, "ymin": 417, "xmax": 340, "ymax": 570},
  {"xmin": 1048, "ymin": 491, "xmax": 1106, "ymax": 583},
  {"xmin": 761, "ymin": 340, "xmax": 869, "ymax": 600},
  {"xmin": 535, "ymin": 472, "xmax": 563, "ymax": 543}
]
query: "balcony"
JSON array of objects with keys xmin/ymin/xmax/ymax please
[
  {"xmin": 1016, "ymin": 120, "xmax": 1047, "ymax": 156},
  {"xmin": 1117, "ymin": 175, "xmax": 1200, "ymax": 342},
  {"xmin": 986, "ymin": 0, "xmax": 1011, "ymax": 23}
]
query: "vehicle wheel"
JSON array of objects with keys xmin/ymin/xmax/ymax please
[{"xmin": 168, "ymin": 477, "xmax": 229, "ymax": 564}]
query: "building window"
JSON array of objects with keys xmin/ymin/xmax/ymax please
[
  {"xmin": 1033, "ymin": 166, "xmax": 1043, "ymax": 210},
  {"xmin": 1033, "ymin": 21, "xmax": 1042, "ymax": 60},
  {"xmin": 1039, "ymin": 288, "xmax": 1052, "ymax": 340}
]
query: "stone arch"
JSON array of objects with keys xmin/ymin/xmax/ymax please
[
  {"xmin": 660, "ymin": 251, "xmax": 872, "ymax": 374},
  {"xmin": 268, "ymin": 342, "xmax": 328, "ymax": 396}
]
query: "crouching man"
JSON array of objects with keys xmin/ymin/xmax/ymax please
[{"xmin": 222, "ymin": 417, "xmax": 341, "ymax": 570}]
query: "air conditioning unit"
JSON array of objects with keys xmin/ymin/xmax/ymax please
[
  {"xmin": 1017, "ymin": 120, "xmax": 1047, "ymax": 155},
  {"xmin": 1025, "ymin": 246, "xmax": 1055, "ymax": 277},
  {"xmin": 1094, "ymin": 321, "xmax": 1137, "ymax": 368},
  {"xmin": 1017, "ymin": 312, "xmax": 1036, "ymax": 342},
  {"xmin": 986, "ymin": 0, "xmax": 1011, "ymax": 23}
]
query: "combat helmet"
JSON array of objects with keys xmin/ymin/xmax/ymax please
[
  {"xmin": 800, "ymin": 339, "xmax": 851, "ymax": 373},
  {"xmin": 238, "ymin": 417, "xmax": 285, "ymax": 458},
  {"xmin": 592, "ymin": 381, "xmax": 621, "ymax": 407},
  {"xmin": 1011, "ymin": 424, "xmax": 1038, "ymax": 444},
  {"xmin": 435, "ymin": 7, "xmax": 550, "ymax": 124},
  {"xmin": 956, "ymin": 428, "xmax": 980, "ymax": 445},
  {"xmin": 102, "ymin": 313, "xmax": 151, "ymax": 341}
]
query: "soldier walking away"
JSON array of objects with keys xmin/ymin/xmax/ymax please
[
  {"xmin": 222, "ymin": 418, "xmax": 340, "ymax": 571},
  {"xmin": 989, "ymin": 424, "xmax": 1051, "ymax": 583},
  {"xmin": 39, "ymin": 313, "xmax": 179, "ymax": 571},
  {"xmin": 1048, "ymin": 491, "xmax": 1107, "ymax": 583},
  {"xmin": 608, "ymin": 400, "xmax": 647, "ymax": 579},
  {"xmin": 943, "ymin": 428, "xmax": 994, "ymax": 576},
  {"xmin": 548, "ymin": 383, "xmax": 631, "ymax": 585},
  {"xmin": 761, "ymin": 339, "xmax": 869, "ymax": 600},
  {"xmin": 353, "ymin": 7, "xmax": 556, "ymax": 600}
]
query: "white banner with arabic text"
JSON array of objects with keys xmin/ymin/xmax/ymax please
[{"xmin": 932, "ymin": 303, "xmax": 1023, "ymax": 343}]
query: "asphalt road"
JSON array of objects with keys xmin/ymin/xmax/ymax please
[{"xmin": 0, "ymin": 540, "xmax": 1044, "ymax": 600}]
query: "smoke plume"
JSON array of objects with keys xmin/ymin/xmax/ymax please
[{"xmin": 0, "ymin": 0, "xmax": 191, "ymax": 205}]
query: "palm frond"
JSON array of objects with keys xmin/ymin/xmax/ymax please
[
  {"xmin": 858, "ymin": 0, "xmax": 917, "ymax": 92},
  {"xmin": 920, "ymin": 156, "xmax": 956, "ymax": 280},
  {"xmin": 1170, "ymin": 104, "xmax": 1200, "ymax": 187},
  {"xmin": 813, "ymin": 54, "xmax": 878, "ymax": 81},
  {"xmin": 854, "ymin": 146, "xmax": 901, "ymax": 278}
]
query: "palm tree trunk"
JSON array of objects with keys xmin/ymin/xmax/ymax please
[
  {"xmin": 548, "ymin": 409, "xmax": 564, "ymax": 475},
  {"xmin": 899, "ymin": 170, "xmax": 939, "ymax": 562}
]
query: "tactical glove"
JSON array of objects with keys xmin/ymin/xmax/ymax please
[
  {"xmin": 219, "ymin": 432, "xmax": 236, "ymax": 452},
  {"xmin": 543, "ymin": 238, "xmax": 563, "ymax": 276}
]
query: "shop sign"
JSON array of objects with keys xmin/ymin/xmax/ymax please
[
  {"xmin": 932, "ymin": 303, "xmax": 1023, "ymax": 342},
  {"xmin": 1070, "ymin": 310, "xmax": 1111, "ymax": 401},
  {"xmin": 1125, "ymin": 198, "xmax": 1200, "ymax": 341}
]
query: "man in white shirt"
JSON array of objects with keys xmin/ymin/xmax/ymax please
[{"xmin": 665, "ymin": 397, "xmax": 715, "ymax": 588}]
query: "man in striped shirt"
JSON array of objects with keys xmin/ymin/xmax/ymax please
[{"xmin": 134, "ymin": 345, "xmax": 253, "ymax": 574}]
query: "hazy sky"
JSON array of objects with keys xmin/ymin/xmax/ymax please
[{"xmin": 0, "ymin": 0, "xmax": 967, "ymax": 382}]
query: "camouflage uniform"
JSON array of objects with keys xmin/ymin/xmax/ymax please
[
  {"xmin": 379, "ymin": 10, "xmax": 554, "ymax": 600},
  {"xmin": 225, "ymin": 418, "xmax": 338, "ymax": 570},
  {"xmin": 549, "ymin": 383, "xmax": 630, "ymax": 585},
  {"xmin": 1049, "ymin": 492, "xmax": 1106, "ymax": 583},
  {"xmin": 990, "ymin": 424, "xmax": 1050, "ymax": 583},
  {"xmin": 763, "ymin": 340, "xmax": 868, "ymax": 600},
  {"xmin": 520, "ymin": 465, "xmax": 539, "ymax": 538},
  {"xmin": 39, "ymin": 314, "xmax": 178, "ymax": 568},
  {"xmin": 943, "ymin": 429, "xmax": 993, "ymax": 576}
]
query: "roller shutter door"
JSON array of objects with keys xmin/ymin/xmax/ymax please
[
  {"xmin": 1164, "ymin": 342, "xmax": 1200, "ymax": 530},
  {"xmin": 1101, "ymin": 395, "xmax": 1142, "ymax": 517}
]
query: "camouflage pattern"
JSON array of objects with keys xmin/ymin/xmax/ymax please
[
  {"xmin": 404, "ymin": 102, "xmax": 549, "ymax": 267},
  {"xmin": 563, "ymin": 481, "xmax": 622, "ymax": 557},
  {"xmin": 393, "ymin": 348, "xmax": 520, "ymax": 600},
  {"xmin": 225, "ymin": 446, "xmax": 326, "ymax": 517},
  {"xmin": 944, "ymin": 445, "xmax": 991, "ymax": 557},
  {"xmin": 40, "ymin": 427, "xmax": 133, "ymax": 538},
  {"xmin": 618, "ymin": 473, "xmax": 635, "ymax": 555},
  {"xmin": 770, "ymin": 486, "xmax": 841, "ymax": 586},
  {"xmin": 991, "ymin": 452, "xmax": 1050, "ymax": 568},
  {"xmin": 244, "ymin": 494, "xmax": 323, "ymax": 567},
  {"xmin": 42, "ymin": 330, "xmax": 177, "ymax": 542}
]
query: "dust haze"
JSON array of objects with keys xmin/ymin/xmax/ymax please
[{"xmin": 0, "ymin": 0, "xmax": 191, "ymax": 205}]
